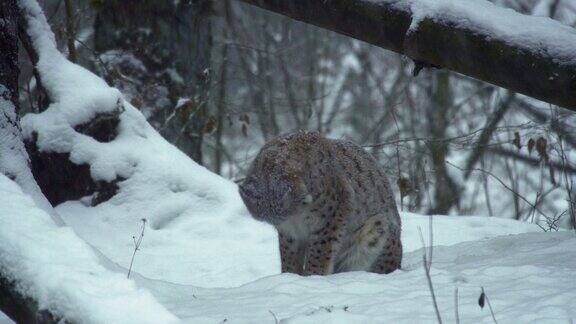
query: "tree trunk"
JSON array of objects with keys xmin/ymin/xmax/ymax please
[
  {"xmin": 427, "ymin": 71, "xmax": 460, "ymax": 215},
  {"xmin": 235, "ymin": 0, "xmax": 576, "ymax": 111},
  {"xmin": 0, "ymin": 0, "xmax": 58, "ymax": 218},
  {"xmin": 214, "ymin": 43, "xmax": 229, "ymax": 175},
  {"xmin": 464, "ymin": 91, "xmax": 515, "ymax": 178},
  {"xmin": 94, "ymin": 0, "xmax": 213, "ymax": 164},
  {"xmin": 0, "ymin": 1, "xmax": 59, "ymax": 321}
]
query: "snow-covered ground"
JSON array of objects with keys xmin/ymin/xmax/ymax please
[
  {"xmin": 4, "ymin": 167, "xmax": 575, "ymax": 323},
  {"xmin": 57, "ymin": 195, "xmax": 542, "ymax": 288},
  {"xmin": 55, "ymin": 173, "xmax": 575, "ymax": 323},
  {"xmin": 147, "ymin": 231, "xmax": 576, "ymax": 323}
]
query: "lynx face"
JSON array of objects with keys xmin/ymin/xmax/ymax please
[{"xmin": 239, "ymin": 151, "xmax": 310, "ymax": 226}]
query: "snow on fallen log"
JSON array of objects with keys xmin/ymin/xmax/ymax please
[
  {"xmin": 238, "ymin": 0, "xmax": 576, "ymax": 110},
  {"xmin": 17, "ymin": 0, "xmax": 138, "ymax": 206},
  {"xmin": 0, "ymin": 174, "xmax": 179, "ymax": 323}
]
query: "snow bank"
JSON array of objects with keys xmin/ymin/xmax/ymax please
[
  {"xmin": 0, "ymin": 175, "xmax": 178, "ymax": 323},
  {"xmin": 401, "ymin": 212, "xmax": 540, "ymax": 252},
  {"xmin": 56, "ymin": 160, "xmax": 277, "ymax": 287},
  {"xmin": 144, "ymin": 231, "xmax": 576, "ymax": 323}
]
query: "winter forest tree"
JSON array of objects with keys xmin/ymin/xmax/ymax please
[{"xmin": 1, "ymin": 0, "xmax": 576, "ymax": 322}]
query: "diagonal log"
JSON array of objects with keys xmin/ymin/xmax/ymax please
[{"xmin": 235, "ymin": 0, "xmax": 576, "ymax": 111}]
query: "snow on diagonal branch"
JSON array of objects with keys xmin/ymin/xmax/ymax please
[{"xmin": 237, "ymin": 0, "xmax": 576, "ymax": 110}]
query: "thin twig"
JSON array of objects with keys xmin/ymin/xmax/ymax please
[
  {"xmin": 127, "ymin": 218, "xmax": 147, "ymax": 279},
  {"xmin": 268, "ymin": 310, "xmax": 279, "ymax": 324},
  {"xmin": 363, "ymin": 122, "xmax": 533, "ymax": 148},
  {"xmin": 558, "ymin": 135, "xmax": 576, "ymax": 234},
  {"xmin": 418, "ymin": 226, "xmax": 442, "ymax": 324},
  {"xmin": 454, "ymin": 287, "xmax": 460, "ymax": 324},
  {"xmin": 428, "ymin": 214, "xmax": 433, "ymax": 269},
  {"xmin": 482, "ymin": 287, "xmax": 498, "ymax": 324},
  {"xmin": 445, "ymin": 160, "xmax": 552, "ymax": 222}
]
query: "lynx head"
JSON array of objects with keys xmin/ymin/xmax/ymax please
[{"xmin": 239, "ymin": 141, "xmax": 312, "ymax": 226}]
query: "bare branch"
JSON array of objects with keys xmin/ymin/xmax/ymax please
[{"xmin": 236, "ymin": 0, "xmax": 576, "ymax": 110}]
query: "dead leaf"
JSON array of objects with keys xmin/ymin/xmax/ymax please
[
  {"xmin": 202, "ymin": 116, "xmax": 217, "ymax": 134},
  {"xmin": 242, "ymin": 123, "xmax": 248, "ymax": 137},
  {"xmin": 397, "ymin": 177, "xmax": 412, "ymax": 197},
  {"xmin": 478, "ymin": 289, "xmax": 486, "ymax": 309},
  {"xmin": 527, "ymin": 138, "xmax": 535, "ymax": 154},
  {"xmin": 513, "ymin": 132, "xmax": 521, "ymax": 150},
  {"xmin": 536, "ymin": 137, "xmax": 548, "ymax": 162},
  {"xmin": 239, "ymin": 114, "xmax": 250, "ymax": 125}
]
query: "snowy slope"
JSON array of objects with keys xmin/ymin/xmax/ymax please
[
  {"xmin": 56, "ymin": 154, "xmax": 277, "ymax": 287},
  {"xmin": 47, "ymin": 129, "xmax": 571, "ymax": 323},
  {"xmin": 0, "ymin": 174, "xmax": 178, "ymax": 323}
]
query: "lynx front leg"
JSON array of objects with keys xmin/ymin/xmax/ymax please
[
  {"xmin": 301, "ymin": 227, "xmax": 343, "ymax": 276},
  {"xmin": 279, "ymin": 232, "xmax": 305, "ymax": 274},
  {"xmin": 302, "ymin": 177, "xmax": 353, "ymax": 275},
  {"xmin": 302, "ymin": 207, "xmax": 350, "ymax": 275}
]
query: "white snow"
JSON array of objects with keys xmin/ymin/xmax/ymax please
[
  {"xmin": 370, "ymin": 0, "xmax": 576, "ymax": 65},
  {"xmin": 4, "ymin": 157, "xmax": 575, "ymax": 323},
  {"xmin": 0, "ymin": 174, "xmax": 178, "ymax": 323},
  {"xmin": 57, "ymin": 193, "xmax": 543, "ymax": 288},
  {"xmin": 4, "ymin": 0, "xmax": 576, "ymax": 322},
  {"xmin": 133, "ymin": 231, "xmax": 576, "ymax": 324},
  {"xmin": 20, "ymin": 0, "xmax": 122, "ymax": 130},
  {"xmin": 0, "ymin": 310, "xmax": 13, "ymax": 324}
]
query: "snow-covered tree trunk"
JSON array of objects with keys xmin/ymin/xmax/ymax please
[
  {"xmin": 0, "ymin": 0, "xmax": 58, "ymax": 220},
  {"xmin": 0, "ymin": 1, "xmax": 61, "ymax": 322},
  {"xmin": 237, "ymin": 0, "xmax": 576, "ymax": 111}
]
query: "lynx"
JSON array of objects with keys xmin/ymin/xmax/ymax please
[{"xmin": 239, "ymin": 131, "xmax": 402, "ymax": 275}]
